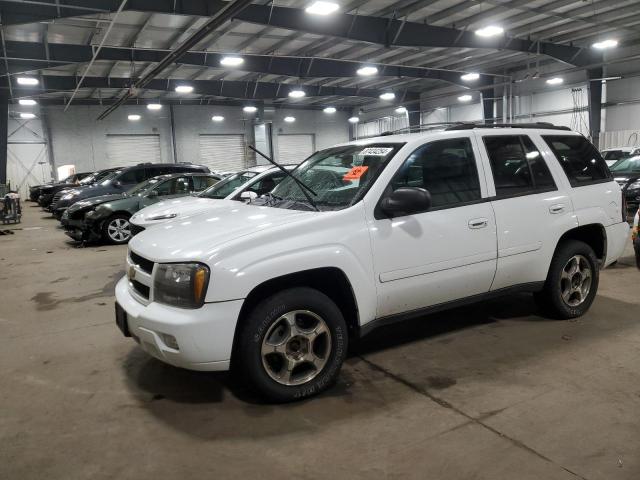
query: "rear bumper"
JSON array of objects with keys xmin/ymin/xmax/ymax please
[{"xmin": 604, "ymin": 221, "xmax": 631, "ymax": 267}]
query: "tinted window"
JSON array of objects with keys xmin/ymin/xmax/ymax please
[
  {"xmin": 484, "ymin": 135, "xmax": 556, "ymax": 197},
  {"xmin": 192, "ymin": 175, "xmax": 219, "ymax": 191},
  {"xmin": 602, "ymin": 150, "xmax": 629, "ymax": 161},
  {"xmin": 118, "ymin": 167, "xmax": 145, "ymax": 184},
  {"xmin": 391, "ymin": 138, "xmax": 481, "ymax": 208},
  {"xmin": 543, "ymin": 135, "xmax": 611, "ymax": 186},
  {"xmin": 154, "ymin": 177, "xmax": 190, "ymax": 196}
]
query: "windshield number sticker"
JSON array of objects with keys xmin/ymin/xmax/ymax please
[
  {"xmin": 343, "ymin": 166, "xmax": 369, "ymax": 180},
  {"xmin": 359, "ymin": 147, "xmax": 393, "ymax": 156}
]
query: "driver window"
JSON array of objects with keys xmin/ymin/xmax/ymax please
[
  {"xmin": 391, "ymin": 137, "xmax": 481, "ymax": 209},
  {"xmin": 154, "ymin": 179, "xmax": 174, "ymax": 196},
  {"xmin": 154, "ymin": 177, "xmax": 190, "ymax": 196}
]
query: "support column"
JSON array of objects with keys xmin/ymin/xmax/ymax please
[
  {"xmin": 0, "ymin": 95, "xmax": 7, "ymax": 185},
  {"xmin": 587, "ymin": 67, "xmax": 603, "ymax": 148},
  {"xmin": 408, "ymin": 108, "xmax": 420, "ymax": 131},
  {"xmin": 480, "ymin": 77, "xmax": 495, "ymax": 123}
]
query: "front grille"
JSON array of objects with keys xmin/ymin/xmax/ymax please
[
  {"xmin": 51, "ymin": 191, "xmax": 64, "ymax": 206},
  {"xmin": 130, "ymin": 224, "xmax": 145, "ymax": 237},
  {"xmin": 131, "ymin": 279, "xmax": 150, "ymax": 299},
  {"xmin": 130, "ymin": 251, "xmax": 154, "ymax": 274}
]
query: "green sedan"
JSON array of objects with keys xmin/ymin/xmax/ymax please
[{"xmin": 61, "ymin": 172, "xmax": 221, "ymax": 244}]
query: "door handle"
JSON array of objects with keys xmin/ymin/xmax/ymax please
[
  {"xmin": 468, "ymin": 218, "xmax": 488, "ymax": 229},
  {"xmin": 549, "ymin": 204, "xmax": 565, "ymax": 214}
]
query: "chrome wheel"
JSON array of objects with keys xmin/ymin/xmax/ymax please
[
  {"xmin": 107, "ymin": 218, "xmax": 131, "ymax": 243},
  {"xmin": 560, "ymin": 254, "xmax": 592, "ymax": 307},
  {"xmin": 261, "ymin": 310, "xmax": 332, "ymax": 386}
]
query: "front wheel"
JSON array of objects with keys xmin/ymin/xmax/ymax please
[
  {"xmin": 102, "ymin": 214, "xmax": 132, "ymax": 245},
  {"xmin": 236, "ymin": 287, "xmax": 348, "ymax": 402},
  {"xmin": 534, "ymin": 240, "xmax": 599, "ymax": 319}
]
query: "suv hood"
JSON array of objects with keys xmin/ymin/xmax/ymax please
[
  {"xmin": 130, "ymin": 196, "xmax": 215, "ymax": 226},
  {"xmin": 129, "ymin": 201, "xmax": 314, "ymax": 262}
]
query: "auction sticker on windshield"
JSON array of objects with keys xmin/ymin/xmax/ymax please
[
  {"xmin": 359, "ymin": 147, "xmax": 394, "ymax": 156},
  {"xmin": 343, "ymin": 166, "xmax": 369, "ymax": 180}
]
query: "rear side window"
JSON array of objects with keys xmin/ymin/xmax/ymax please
[
  {"xmin": 391, "ymin": 137, "xmax": 481, "ymax": 209},
  {"xmin": 483, "ymin": 135, "xmax": 556, "ymax": 197},
  {"xmin": 118, "ymin": 167, "xmax": 145, "ymax": 184},
  {"xmin": 542, "ymin": 135, "xmax": 611, "ymax": 186}
]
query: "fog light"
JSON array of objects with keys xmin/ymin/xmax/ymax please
[{"xmin": 160, "ymin": 333, "xmax": 179, "ymax": 350}]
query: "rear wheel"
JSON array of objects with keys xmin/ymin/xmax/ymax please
[
  {"xmin": 534, "ymin": 240, "xmax": 599, "ymax": 319},
  {"xmin": 102, "ymin": 214, "xmax": 132, "ymax": 245},
  {"xmin": 236, "ymin": 287, "xmax": 348, "ymax": 402}
]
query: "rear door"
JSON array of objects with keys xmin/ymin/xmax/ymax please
[{"xmin": 477, "ymin": 132, "xmax": 575, "ymax": 290}]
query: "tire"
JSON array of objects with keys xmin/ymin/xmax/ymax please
[
  {"xmin": 534, "ymin": 240, "xmax": 599, "ymax": 319},
  {"xmin": 101, "ymin": 213, "xmax": 132, "ymax": 245},
  {"xmin": 236, "ymin": 287, "xmax": 348, "ymax": 402}
]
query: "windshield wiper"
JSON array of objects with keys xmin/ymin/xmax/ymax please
[{"xmin": 248, "ymin": 145, "xmax": 319, "ymax": 212}]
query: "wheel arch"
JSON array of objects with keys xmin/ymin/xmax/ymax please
[{"xmin": 556, "ymin": 223, "xmax": 606, "ymax": 262}]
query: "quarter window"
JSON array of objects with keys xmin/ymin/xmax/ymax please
[
  {"xmin": 390, "ymin": 138, "xmax": 481, "ymax": 209},
  {"xmin": 542, "ymin": 135, "xmax": 611, "ymax": 186}
]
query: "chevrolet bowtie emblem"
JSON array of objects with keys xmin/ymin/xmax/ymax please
[{"xmin": 128, "ymin": 265, "xmax": 136, "ymax": 281}]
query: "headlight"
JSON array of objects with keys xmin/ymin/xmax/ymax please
[
  {"xmin": 148, "ymin": 213, "xmax": 178, "ymax": 221},
  {"xmin": 628, "ymin": 181, "xmax": 640, "ymax": 190},
  {"xmin": 154, "ymin": 263, "xmax": 210, "ymax": 308},
  {"xmin": 62, "ymin": 193, "xmax": 77, "ymax": 200}
]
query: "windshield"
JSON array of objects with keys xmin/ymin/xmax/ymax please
[
  {"xmin": 198, "ymin": 170, "xmax": 259, "ymax": 199},
  {"xmin": 126, "ymin": 177, "xmax": 161, "ymax": 196},
  {"xmin": 263, "ymin": 143, "xmax": 403, "ymax": 211},
  {"xmin": 99, "ymin": 170, "xmax": 122, "ymax": 186},
  {"xmin": 611, "ymin": 156, "xmax": 640, "ymax": 173},
  {"xmin": 602, "ymin": 150, "xmax": 631, "ymax": 161}
]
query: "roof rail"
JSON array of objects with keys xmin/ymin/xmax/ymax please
[{"xmin": 445, "ymin": 122, "xmax": 572, "ymax": 131}]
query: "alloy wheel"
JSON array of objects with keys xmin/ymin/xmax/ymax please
[
  {"xmin": 107, "ymin": 218, "xmax": 131, "ymax": 243},
  {"xmin": 560, "ymin": 254, "xmax": 592, "ymax": 307}
]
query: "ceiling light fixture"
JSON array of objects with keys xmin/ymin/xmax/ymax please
[
  {"xmin": 175, "ymin": 85, "xmax": 194, "ymax": 93},
  {"xmin": 395, "ymin": 106, "xmax": 407, "ymax": 114},
  {"xmin": 458, "ymin": 94, "xmax": 473, "ymax": 102},
  {"xmin": 128, "ymin": 114, "xmax": 141, "ymax": 121},
  {"xmin": 147, "ymin": 103, "xmax": 162, "ymax": 110},
  {"xmin": 19, "ymin": 112, "xmax": 36, "ymax": 119},
  {"xmin": 243, "ymin": 106, "xmax": 258, "ymax": 113},
  {"xmin": 284, "ymin": 116, "xmax": 296, "ymax": 123},
  {"xmin": 305, "ymin": 1, "xmax": 339, "ymax": 15},
  {"xmin": 546, "ymin": 77, "xmax": 564, "ymax": 85},
  {"xmin": 220, "ymin": 56, "xmax": 244, "ymax": 66},
  {"xmin": 348, "ymin": 116, "xmax": 359, "ymax": 123},
  {"xmin": 289, "ymin": 89, "xmax": 306, "ymax": 98},
  {"xmin": 461, "ymin": 72, "xmax": 480, "ymax": 81},
  {"xmin": 17, "ymin": 77, "xmax": 38, "ymax": 86},
  {"xmin": 323, "ymin": 107, "xmax": 337, "ymax": 113},
  {"xmin": 379, "ymin": 92, "xmax": 396, "ymax": 101},
  {"xmin": 212, "ymin": 115, "xmax": 224, "ymax": 122},
  {"xmin": 18, "ymin": 99, "xmax": 37, "ymax": 106},
  {"xmin": 357, "ymin": 66, "xmax": 378, "ymax": 76},
  {"xmin": 475, "ymin": 25, "xmax": 504, "ymax": 37},
  {"xmin": 592, "ymin": 39, "xmax": 618, "ymax": 50}
]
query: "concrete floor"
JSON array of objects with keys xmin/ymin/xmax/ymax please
[{"xmin": 1, "ymin": 205, "xmax": 639, "ymax": 480}]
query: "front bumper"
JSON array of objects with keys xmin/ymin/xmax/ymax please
[
  {"xmin": 115, "ymin": 277, "xmax": 242, "ymax": 371},
  {"xmin": 62, "ymin": 212, "xmax": 103, "ymax": 242}
]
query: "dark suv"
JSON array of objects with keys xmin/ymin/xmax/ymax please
[
  {"xmin": 40, "ymin": 168, "xmax": 120, "ymax": 210},
  {"xmin": 30, "ymin": 171, "xmax": 92, "ymax": 203},
  {"xmin": 51, "ymin": 163, "xmax": 210, "ymax": 219}
]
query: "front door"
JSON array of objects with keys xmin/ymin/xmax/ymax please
[{"xmin": 368, "ymin": 136, "xmax": 498, "ymax": 318}]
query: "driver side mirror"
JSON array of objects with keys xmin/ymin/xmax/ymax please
[
  {"xmin": 380, "ymin": 187, "xmax": 431, "ymax": 218},
  {"xmin": 240, "ymin": 191, "xmax": 258, "ymax": 203}
]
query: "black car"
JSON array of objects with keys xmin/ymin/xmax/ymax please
[
  {"xmin": 51, "ymin": 163, "xmax": 210, "ymax": 219},
  {"xmin": 61, "ymin": 172, "xmax": 221, "ymax": 244},
  {"xmin": 39, "ymin": 168, "xmax": 119, "ymax": 209},
  {"xmin": 29, "ymin": 172, "xmax": 92, "ymax": 202},
  {"xmin": 610, "ymin": 156, "xmax": 640, "ymax": 220}
]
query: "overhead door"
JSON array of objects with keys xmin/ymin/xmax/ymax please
[
  {"xmin": 105, "ymin": 134, "xmax": 161, "ymax": 168},
  {"xmin": 277, "ymin": 134, "xmax": 315, "ymax": 165},
  {"xmin": 199, "ymin": 134, "xmax": 246, "ymax": 172}
]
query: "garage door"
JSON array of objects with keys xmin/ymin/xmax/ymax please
[
  {"xmin": 105, "ymin": 134, "xmax": 161, "ymax": 168},
  {"xmin": 199, "ymin": 134, "xmax": 246, "ymax": 172},
  {"xmin": 277, "ymin": 134, "xmax": 315, "ymax": 165}
]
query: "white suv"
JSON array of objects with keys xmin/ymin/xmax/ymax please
[{"xmin": 115, "ymin": 124, "xmax": 629, "ymax": 402}]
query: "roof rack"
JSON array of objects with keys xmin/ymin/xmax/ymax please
[{"xmin": 445, "ymin": 122, "xmax": 571, "ymax": 131}]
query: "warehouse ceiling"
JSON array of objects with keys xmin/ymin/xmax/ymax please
[{"xmin": 0, "ymin": 0, "xmax": 638, "ymax": 110}]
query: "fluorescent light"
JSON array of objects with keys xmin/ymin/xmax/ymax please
[
  {"xmin": 348, "ymin": 116, "xmax": 359, "ymax": 123},
  {"xmin": 147, "ymin": 103, "xmax": 162, "ymax": 110},
  {"xmin": 17, "ymin": 77, "xmax": 38, "ymax": 86},
  {"xmin": 212, "ymin": 115, "xmax": 224, "ymax": 122},
  {"xmin": 357, "ymin": 66, "xmax": 378, "ymax": 76},
  {"xmin": 475, "ymin": 25, "xmax": 504, "ymax": 37},
  {"xmin": 305, "ymin": 1, "xmax": 339, "ymax": 15},
  {"xmin": 395, "ymin": 106, "xmax": 407, "ymax": 114},
  {"xmin": 379, "ymin": 92, "xmax": 395, "ymax": 101},
  {"xmin": 128, "ymin": 114, "xmax": 141, "ymax": 121},
  {"xmin": 175, "ymin": 85, "xmax": 193, "ymax": 93},
  {"xmin": 284, "ymin": 116, "xmax": 296, "ymax": 123},
  {"xmin": 220, "ymin": 56, "xmax": 244, "ymax": 67},
  {"xmin": 323, "ymin": 107, "xmax": 337, "ymax": 113},
  {"xmin": 243, "ymin": 106, "xmax": 257, "ymax": 113},
  {"xmin": 546, "ymin": 77, "xmax": 563, "ymax": 85},
  {"xmin": 289, "ymin": 89, "xmax": 305, "ymax": 98},
  {"xmin": 592, "ymin": 39, "xmax": 618, "ymax": 50},
  {"xmin": 18, "ymin": 99, "xmax": 37, "ymax": 106},
  {"xmin": 19, "ymin": 112, "xmax": 36, "ymax": 119},
  {"xmin": 461, "ymin": 72, "xmax": 480, "ymax": 81},
  {"xmin": 458, "ymin": 94, "xmax": 472, "ymax": 102}
]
